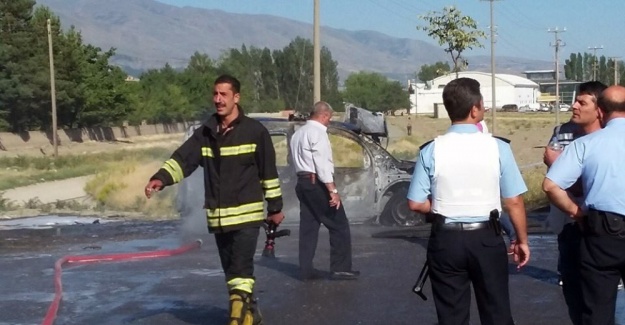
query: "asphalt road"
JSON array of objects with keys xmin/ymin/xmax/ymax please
[{"xmin": 1, "ymin": 218, "xmax": 624, "ymax": 325}]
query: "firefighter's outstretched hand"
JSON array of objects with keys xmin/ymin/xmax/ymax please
[
  {"xmin": 267, "ymin": 211, "xmax": 285, "ymax": 225},
  {"xmin": 144, "ymin": 179, "xmax": 163, "ymax": 199}
]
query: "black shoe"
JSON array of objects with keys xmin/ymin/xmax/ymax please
[
  {"xmin": 300, "ymin": 269, "xmax": 324, "ymax": 281},
  {"xmin": 330, "ymin": 270, "xmax": 360, "ymax": 280}
]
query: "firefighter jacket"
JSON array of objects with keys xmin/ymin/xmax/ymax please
[{"xmin": 150, "ymin": 111, "xmax": 283, "ymax": 233}]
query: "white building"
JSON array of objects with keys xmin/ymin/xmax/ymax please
[{"xmin": 408, "ymin": 71, "xmax": 540, "ymax": 115}]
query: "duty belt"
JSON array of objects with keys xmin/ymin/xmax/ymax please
[{"xmin": 439, "ymin": 221, "xmax": 490, "ymax": 231}]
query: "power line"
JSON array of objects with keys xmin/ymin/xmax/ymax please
[
  {"xmin": 548, "ymin": 27, "xmax": 566, "ymax": 126},
  {"xmin": 366, "ymin": 0, "xmax": 422, "ymax": 24},
  {"xmin": 608, "ymin": 56, "xmax": 621, "ymax": 85},
  {"xmin": 481, "ymin": 0, "xmax": 500, "ymax": 135},
  {"xmin": 588, "ymin": 45, "xmax": 604, "ymax": 81}
]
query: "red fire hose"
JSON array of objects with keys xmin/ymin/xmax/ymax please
[{"xmin": 41, "ymin": 239, "xmax": 203, "ymax": 325}]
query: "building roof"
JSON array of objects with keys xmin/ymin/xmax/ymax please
[
  {"xmin": 431, "ymin": 71, "xmax": 539, "ymax": 88},
  {"xmin": 524, "ymin": 70, "xmax": 556, "ymax": 73}
]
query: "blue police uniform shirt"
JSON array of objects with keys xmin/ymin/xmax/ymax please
[
  {"xmin": 546, "ymin": 117, "xmax": 625, "ymax": 216},
  {"xmin": 407, "ymin": 123, "xmax": 528, "ymax": 223}
]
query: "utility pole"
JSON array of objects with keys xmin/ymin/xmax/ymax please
[
  {"xmin": 588, "ymin": 45, "xmax": 604, "ymax": 81},
  {"xmin": 313, "ymin": 0, "xmax": 321, "ymax": 104},
  {"xmin": 549, "ymin": 27, "xmax": 565, "ymax": 126},
  {"xmin": 609, "ymin": 56, "xmax": 621, "ymax": 85},
  {"xmin": 47, "ymin": 19, "xmax": 58, "ymax": 158},
  {"xmin": 481, "ymin": 0, "xmax": 499, "ymax": 135}
]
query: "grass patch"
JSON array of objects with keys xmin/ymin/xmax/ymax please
[
  {"xmin": 0, "ymin": 147, "xmax": 174, "ymax": 191},
  {"xmin": 388, "ymin": 135, "xmax": 422, "ymax": 161},
  {"xmin": 521, "ymin": 165, "xmax": 549, "ymax": 210},
  {"xmin": 84, "ymin": 160, "xmax": 177, "ymax": 218},
  {"xmin": 329, "ymin": 134, "xmax": 366, "ymax": 168}
]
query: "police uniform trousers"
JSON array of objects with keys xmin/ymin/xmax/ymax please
[
  {"xmin": 427, "ymin": 220, "xmax": 514, "ymax": 325},
  {"xmin": 295, "ymin": 174, "xmax": 352, "ymax": 274},
  {"xmin": 558, "ymin": 223, "xmax": 583, "ymax": 325},
  {"xmin": 579, "ymin": 209, "xmax": 625, "ymax": 325},
  {"xmin": 214, "ymin": 227, "xmax": 260, "ymax": 290}
]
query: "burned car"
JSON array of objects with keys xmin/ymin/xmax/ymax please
[{"xmin": 176, "ymin": 115, "xmax": 423, "ymax": 227}]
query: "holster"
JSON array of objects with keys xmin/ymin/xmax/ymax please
[
  {"xmin": 489, "ymin": 209, "xmax": 502, "ymax": 236},
  {"xmin": 584, "ymin": 209, "xmax": 625, "ymax": 237}
]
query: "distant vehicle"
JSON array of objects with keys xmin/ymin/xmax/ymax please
[
  {"xmin": 558, "ymin": 103, "xmax": 571, "ymax": 112},
  {"xmin": 539, "ymin": 103, "xmax": 551, "ymax": 112},
  {"xmin": 519, "ymin": 103, "xmax": 541, "ymax": 112},
  {"xmin": 501, "ymin": 104, "xmax": 518, "ymax": 112}
]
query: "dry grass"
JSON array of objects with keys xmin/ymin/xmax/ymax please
[
  {"xmin": 84, "ymin": 161, "xmax": 178, "ymax": 218},
  {"xmin": 330, "ymin": 134, "xmax": 365, "ymax": 168},
  {"xmin": 271, "ymin": 135, "xmax": 289, "ymax": 167}
]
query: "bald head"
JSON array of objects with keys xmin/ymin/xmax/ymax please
[
  {"xmin": 311, "ymin": 101, "xmax": 333, "ymax": 117},
  {"xmin": 598, "ymin": 85, "xmax": 625, "ymax": 118},
  {"xmin": 309, "ymin": 101, "xmax": 334, "ymax": 126}
]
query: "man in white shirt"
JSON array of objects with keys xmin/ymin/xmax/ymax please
[{"xmin": 290, "ymin": 101, "xmax": 359, "ymax": 281}]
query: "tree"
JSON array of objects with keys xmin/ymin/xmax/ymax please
[
  {"xmin": 417, "ymin": 6, "xmax": 485, "ymax": 78},
  {"xmin": 273, "ymin": 37, "xmax": 314, "ymax": 111},
  {"xmin": 417, "ymin": 61, "xmax": 451, "ymax": 82},
  {"xmin": 0, "ymin": 0, "xmax": 40, "ymax": 131},
  {"xmin": 273, "ymin": 37, "xmax": 340, "ymax": 112},
  {"xmin": 342, "ymin": 72, "xmax": 409, "ymax": 113},
  {"xmin": 564, "ymin": 53, "xmax": 576, "ymax": 81},
  {"xmin": 180, "ymin": 51, "xmax": 217, "ymax": 115},
  {"xmin": 564, "ymin": 52, "xmax": 620, "ymax": 85}
]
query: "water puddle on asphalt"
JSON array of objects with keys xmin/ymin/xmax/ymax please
[
  {"xmin": 0, "ymin": 215, "xmax": 116, "ymax": 230},
  {"xmin": 617, "ymin": 290, "xmax": 625, "ymax": 325}
]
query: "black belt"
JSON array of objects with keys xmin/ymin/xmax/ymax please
[
  {"xmin": 438, "ymin": 221, "xmax": 489, "ymax": 231},
  {"xmin": 297, "ymin": 172, "xmax": 317, "ymax": 184}
]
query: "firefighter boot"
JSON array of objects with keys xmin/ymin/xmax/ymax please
[
  {"xmin": 228, "ymin": 290, "xmax": 263, "ymax": 325},
  {"xmin": 249, "ymin": 295, "xmax": 263, "ymax": 325}
]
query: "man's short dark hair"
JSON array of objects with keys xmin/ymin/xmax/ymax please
[
  {"xmin": 214, "ymin": 74, "xmax": 241, "ymax": 94},
  {"xmin": 577, "ymin": 81, "xmax": 607, "ymax": 102},
  {"xmin": 598, "ymin": 90, "xmax": 625, "ymax": 114},
  {"xmin": 442, "ymin": 78, "xmax": 483, "ymax": 122}
]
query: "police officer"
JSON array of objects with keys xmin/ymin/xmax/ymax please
[
  {"xmin": 543, "ymin": 81, "xmax": 606, "ymax": 325},
  {"xmin": 407, "ymin": 77, "xmax": 530, "ymax": 325},
  {"xmin": 544, "ymin": 85, "xmax": 625, "ymax": 325}
]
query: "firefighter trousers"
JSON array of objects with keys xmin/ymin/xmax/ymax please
[{"xmin": 215, "ymin": 226, "xmax": 260, "ymax": 294}]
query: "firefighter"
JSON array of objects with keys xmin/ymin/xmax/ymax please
[{"xmin": 145, "ymin": 74, "xmax": 285, "ymax": 325}]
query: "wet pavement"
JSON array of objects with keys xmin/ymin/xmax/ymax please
[{"xmin": 1, "ymin": 217, "xmax": 624, "ymax": 325}]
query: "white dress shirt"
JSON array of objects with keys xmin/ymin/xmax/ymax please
[{"xmin": 290, "ymin": 120, "xmax": 335, "ymax": 183}]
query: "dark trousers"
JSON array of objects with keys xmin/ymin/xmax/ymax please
[
  {"xmin": 427, "ymin": 224, "xmax": 514, "ymax": 325},
  {"xmin": 295, "ymin": 177, "xmax": 352, "ymax": 273},
  {"xmin": 579, "ymin": 210, "xmax": 625, "ymax": 325},
  {"xmin": 558, "ymin": 223, "xmax": 583, "ymax": 325},
  {"xmin": 215, "ymin": 227, "xmax": 260, "ymax": 290}
]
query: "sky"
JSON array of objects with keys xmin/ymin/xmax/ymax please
[{"xmin": 154, "ymin": 0, "xmax": 625, "ymax": 63}]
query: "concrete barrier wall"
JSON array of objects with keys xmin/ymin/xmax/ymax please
[{"xmin": 0, "ymin": 121, "xmax": 198, "ymax": 151}]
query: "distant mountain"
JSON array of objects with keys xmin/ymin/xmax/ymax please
[{"xmin": 35, "ymin": 0, "xmax": 552, "ymax": 81}]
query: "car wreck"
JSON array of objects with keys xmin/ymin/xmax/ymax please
[{"xmin": 176, "ymin": 109, "xmax": 423, "ymax": 227}]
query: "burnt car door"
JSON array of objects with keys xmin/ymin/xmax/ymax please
[{"xmin": 326, "ymin": 127, "xmax": 377, "ymax": 223}]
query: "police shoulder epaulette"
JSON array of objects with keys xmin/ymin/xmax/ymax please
[
  {"xmin": 419, "ymin": 139, "xmax": 434, "ymax": 150},
  {"xmin": 493, "ymin": 136, "xmax": 511, "ymax": 144}
]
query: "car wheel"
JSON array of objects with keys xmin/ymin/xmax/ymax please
[{"xmin": 380, "ymin": 188, "xmax": 426, "ymax": 226}]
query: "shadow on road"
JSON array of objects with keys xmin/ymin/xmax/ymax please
[{"xmin": 122, "ymin": 300, "xmax": 227, "ymax": 325}]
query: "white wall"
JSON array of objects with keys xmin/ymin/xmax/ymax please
[{"xmin": 410, "ymin": 81, "xmax": 539, "ymax": 113}]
